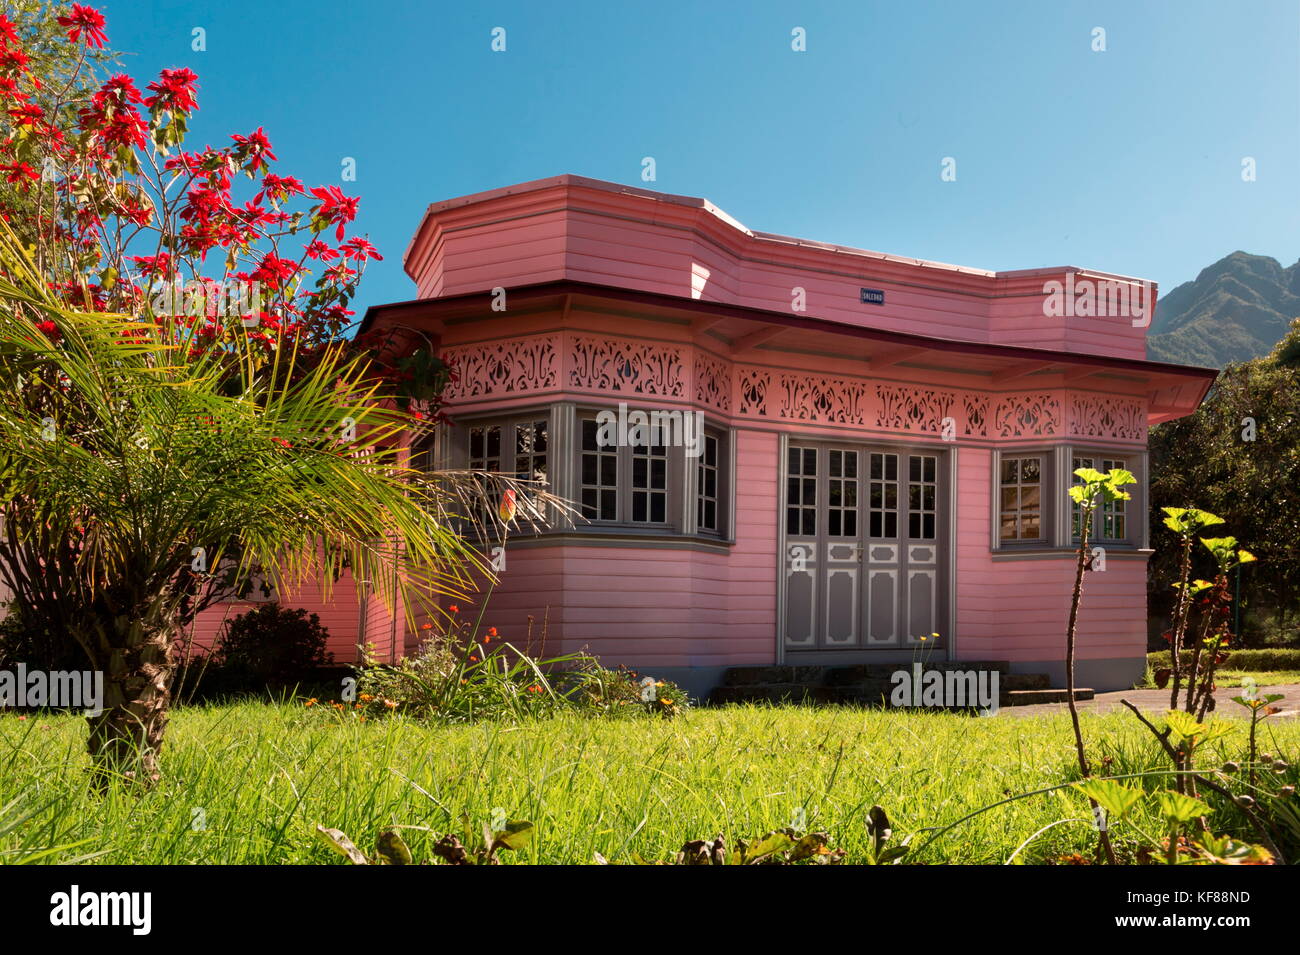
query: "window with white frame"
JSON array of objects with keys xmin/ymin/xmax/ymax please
[
  {"xmin": 573, "ymin": 409, "xmax": 729, "ymax": 537},
  {"xmin": 458, "ymin": 417, "xmax": 551, "ymax": 528},
  {"xmin": 697, "ymin": 430, "xmax": 722, "ymax": 534}
]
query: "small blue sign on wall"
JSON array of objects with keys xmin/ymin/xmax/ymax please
[{"xmin": 860, "ymin": 288, "xmax": 885, "ymax": 305}]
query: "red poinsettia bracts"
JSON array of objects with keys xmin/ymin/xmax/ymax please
[
  {"xmin": 0, "ymin": 4, "xmax": 424, "ymax": 393},
  {"xmin": 309, "ymin": 186, "xmax": 360, "ymax": 241},
  {"xmin": 56, "ymin": 4, "xmax": 108, "ymax": 49}
]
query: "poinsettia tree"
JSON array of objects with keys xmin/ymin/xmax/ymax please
[{"xmin": 0, "ymin": 5, "xmax": 543, "ymax": 784}]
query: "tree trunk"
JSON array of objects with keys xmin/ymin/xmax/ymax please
[{"xmin": 85, "ymin": 617, "xmax": 177, "ymax": 788}]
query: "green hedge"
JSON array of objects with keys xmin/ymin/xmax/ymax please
[{"xmin": 1147, "ymin": 649, "xmax": 1300, "ymax": 672}]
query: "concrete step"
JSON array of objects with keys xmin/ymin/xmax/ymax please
[
  {"xmin": 721, "ymin": 666, "xmax": 827, "ymax": 687},
  {"xmin": 1001, "ymin": 673, "xmax": 1051, "ymax": 692},
  {"xmin": 712, "ymin": 664, "xmax": 1069, "ymax": 709}
]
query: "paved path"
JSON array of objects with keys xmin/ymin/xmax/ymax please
[{"xmin": 1003, "ymin": 684, "xmax": 1300, "ymax": 718}]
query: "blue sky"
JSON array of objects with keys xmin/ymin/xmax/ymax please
[{"xmin": 106, "ymin": 0, "xmax": 1299, "ymax": 308}]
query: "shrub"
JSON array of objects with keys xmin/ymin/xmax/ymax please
[
  {"xmin": 201, "ymin": 604, "xmax": 335, "ymax": 694},
  {"xmin": 1148, "ymin": 648, "xmax": 1300, "ymax": 674},
  {"xmin": 0, "ymin": 609, "xmax": 87, "ymax": 673},
  {"xmin": 346, "ymin": 612, "xmax": 688, "ymax": 723}
]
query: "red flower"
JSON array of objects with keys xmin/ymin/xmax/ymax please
[
  {"xmin": 303, "ymin": 240, "xmax": 338, "ymax": 261},
  {"xmin": 0, "ymin": 46, "xmax": 30, "ymax": 75},
  {"xmin": 256, "ymin": 173, "xmax": 304, "ymax": 205},
  {"xmin": 271, "ymin": 437, "xmax": 292, "ymax": 449},
  {"xmin": 93, "ymin": 74, "xmax": 143, "ymax": 107},
  {"xmin": 0, "ymin": 162, "xmax": 38, "ymax": 184},
  {"xmin": 57, "ymin": 4, "xmax": 109, "ymax": 49},
  {"xmin": 249, "ymin": 252, "xmax": 301, "ymax": 290},
  {"xmin": 7, "ymin": 103, "xmax": 44, "ymax": 128},
  {"xmin": 231, "ymin": 127, "xmax": 276, "ymax": 174},
  {"xmin": 309, "ymin": 185, "xmax": 360, "ymax": 241},
  {"xmin": 144, "ymin": 67, "xmax": 199, "ymax": 114},
  {"xmin": 341, "ymin": 237, "xmax": 383, "ymax": 261},
  {"xmin": 35, "ymin": 320, "xmax": 61, "ymax": 342}
]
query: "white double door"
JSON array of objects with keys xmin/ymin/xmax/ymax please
[{"xmin": 783, "ymin": 441, "xmax": 946, "ymax": 650}]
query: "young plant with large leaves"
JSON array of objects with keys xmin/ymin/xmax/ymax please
[{"xmin": 0, "ymin": 222, "xmax": 554, "ymax": 784}]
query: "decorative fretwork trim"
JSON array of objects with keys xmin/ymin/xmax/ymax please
[{"xmin": 440, "ymin": 334, "xmax": 1148, "ymax": 442}]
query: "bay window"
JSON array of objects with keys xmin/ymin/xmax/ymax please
[
  {"xmin": 453, "ymin": 405, "xmax": 731, "ymax": 542},
  {"xmin": 992, "ymin": 447, "xmax": 1145, "ymax": 553}
]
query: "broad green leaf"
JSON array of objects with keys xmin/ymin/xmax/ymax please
[
  {"xmin": 1072, "ymin": 779, "xmax": 1144, "ymax": 819},
  {"xmin": 1163, "ymin": 709, "xmax": 1205, "ymax": 745},
  {"xmin": 1156, "ymin": 790, "xmax": 1210, "ymax": 825},
  {"xmin": 1194, "ymin": 834, "xmax": 1273, "ymax": 865}
]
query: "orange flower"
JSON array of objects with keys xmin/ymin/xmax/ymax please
[
  {"xmin": 469, "ymin": 655, "xmax": 478, "ymax": 662},
  {"xmin": 420, "ymin": 622, "xmax": 433, "ymax": 631},
  {"xmin": 487, "ymin": 627, "xmax": 498, "ymax": 638},
  {"xmin": 448, "ymin": 604, "xmax": 459, "ymax": 614}
]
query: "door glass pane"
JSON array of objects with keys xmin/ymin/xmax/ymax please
[
  {"xmin": 787, "ymin": 446, "xmax": 817, "ymax": 537},
  {"xmin": 869, "ymin": 453, "xmax": 898, "ymax": 539}
]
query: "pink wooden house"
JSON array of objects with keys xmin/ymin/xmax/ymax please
[{"xmin": 194, "ymin": 175, "xmax": 1214, "ymax": 698}]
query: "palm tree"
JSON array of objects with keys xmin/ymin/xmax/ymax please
[{"xmin": 0, "ymin": 222, "xmax": 553, "ymax": 785}]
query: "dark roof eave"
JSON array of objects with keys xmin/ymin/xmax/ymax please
[{"xmin": 359, "ymin": 279, "xmax": 1219, "ymax": 384}]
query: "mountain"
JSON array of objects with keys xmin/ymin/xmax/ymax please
[{"xmin": 1146, "ymin": 252, "xmax": 1300, "ymax": 367}]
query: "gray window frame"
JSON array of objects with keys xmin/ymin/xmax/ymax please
[
  {"xmin": 1067, "ymin": 446, "xmax": 1146, "ymax": 549},
  {"xmin": 993, "ymin": 449, "xmax": 1051, "ymax": 548}
]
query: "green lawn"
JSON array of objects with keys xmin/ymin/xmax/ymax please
[
  {"xmin": 1207, "ymin": 670, "xmax": 1300, "ymax": 688},
  {"xmin": 2, "ymin": 702, "xmax": 1297, "ymax": 864}
]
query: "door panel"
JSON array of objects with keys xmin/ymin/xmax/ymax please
[{"xmin": 783, "ymin": 442, "xmax": 946, "ymax": 650}]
